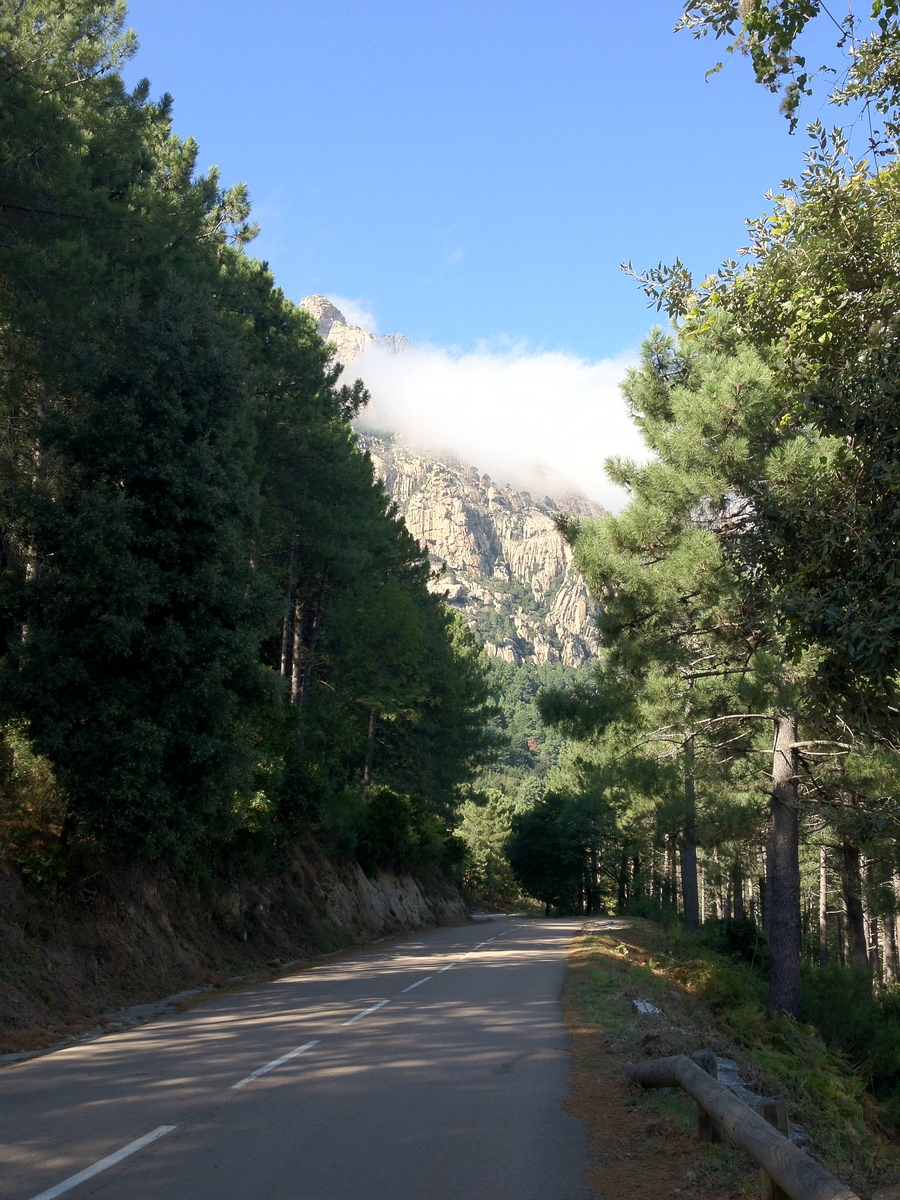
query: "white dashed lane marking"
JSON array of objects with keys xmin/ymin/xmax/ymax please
[
  {"xmin": 28, "ymin": 1125, "xmax": 178, "ymax": 1200},
  {"xmin": 232, "ymin": 1040, "xmax": 320, "ymax": 1089},
  {"xmin": 342, "ymin": 999, "xmax": 391, "ymax": 1026},
  {"xmin": 401, "ymin": 977, "xmax": 432, "ymax": 992}
]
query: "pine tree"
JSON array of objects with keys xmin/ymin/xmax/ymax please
[{"xmin": 0, "ymin": 2, "xmax": 272, "ymax": 859}]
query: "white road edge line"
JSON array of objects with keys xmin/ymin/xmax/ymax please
[
  {"xmin": 343, "ymin": 999, "xmax": 390, "ymax": 1025},
  {"xmin": 438, "ymin": 963, "xmax": 456, "ymax": 972},
  {"xmin": 28, "ymin": 1125, "xmax": 177, "ymax": 1200},
  {"xmin": 401, "ymin": 976, "xmax": 432, "ymax": 992},
  {"xmin": 231, "ymin": 1039, "xmax": 319, "ymax": 1089}
]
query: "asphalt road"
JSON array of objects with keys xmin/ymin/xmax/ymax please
[{"xmin": 0, "ymin": 917, "xmax": 592, "ymax": 1200}]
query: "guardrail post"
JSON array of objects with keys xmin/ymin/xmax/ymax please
[
  {"xmin": 694, "ymin": 1050, "xmax": 723, "ymax": 1143},
  {"xmin": 758, "ymin": 1097, "xmax": 791, "ymax": 1200},
  {"xmin": 626, "ymin": 1054, "xmax": 860, "ymax": 1200}
]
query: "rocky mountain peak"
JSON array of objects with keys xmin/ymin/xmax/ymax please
[
  {"xmin": 300, "ymin": 294, "xmax": 346, "ymax": 331},
  {"xmin": 299, "ymin": 295, "xmax": 410, "ymax": 365},
  {"xmin": 299, "ymin": 294, "xmax": 603, "ymax": 668}
]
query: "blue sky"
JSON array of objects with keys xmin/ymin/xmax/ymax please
[
  {"xmin": 122, "ymin": 1, "xmax": 840, "ymax": 503},
  {"xmin": 122, "ymin": 0, "xmax": 828, "ymax": 357}
]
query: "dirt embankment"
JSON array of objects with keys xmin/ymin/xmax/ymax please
[{"xmin": 0, "ymin": 842, "xmax": 465, "ymax": 1056}]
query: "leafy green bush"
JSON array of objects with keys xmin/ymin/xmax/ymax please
[
  {"xmin": 699, "ymin": 916, "xmax": 770, "ymax": 974},
  {"xmin": 802, "ymin": 965, "xmax": 900, "ymax": 1127},
  {"xmin": 316, "ymin": 784, "xmax": 457, "ymax": 878},
  {"xmin": 649, "ymin": 926, "xmax": 889, "ymax": 1182},
  {"xmin": 317, "ymin": 788, "xmax": 367, "ymax": 858},
  {"xmin": 624, "ymin": 895, "xmax": 677, "ymax": 923},
  {"xmin": 358, "ymin": 787, "xmax": 414, "ymax": 873}
]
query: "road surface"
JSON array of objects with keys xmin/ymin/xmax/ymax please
[{"xmin": 0, "ymin": 917, "xmax": 591, "ymax": 1200}]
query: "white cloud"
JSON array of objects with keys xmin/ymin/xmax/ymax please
[
  {"xmin": 328, "ymin": 294, "xmax": 380, "ymax": 334},
  {"xmin": 349, "ymin": 338, "xmax": 647, "ymax": 512}
]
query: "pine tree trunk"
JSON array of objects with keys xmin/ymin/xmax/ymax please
[
  {"xmin": 840, "ymin": 842, "xmax": 869, "ymax": 970},
  {"xmin": 280, "ymin": 546, "xmax": 295, "ymax": 679},
  {"xmin": 661, "ymin": 839, "xmax": 669, "ymax": 907},
  {"xmin": 700, "ymin": 862, "xmax": 706, "ymax": 925},
  {"xmin": 298, "ymin": 579, "xmax": 327, "ymax": 710},
  {"xmin": 872, "ymin": 917, "xmax": 882, "ymax": 983},
  {"xmin": 818, "ymin": 845, "xmax": 829, "ymax": 968},
  {"xmin": 767, "ymin": 712, "xmax": 802, "ymax": 1019},
  {"xmin": 865, "ymin": 859, "xmax": 880, "ymax": 982},
  {"xmin": 670, "ymin": 836, "xmax": 679, "ymax": 913},
  {"xmin": 280, "ymin": 608, "xmax": 292, "ymax": 678},
  {"xmin": 762, "ymin": 844, "xmax": 773, "ymax": 939},
  {"xmin": 884, "ymin": 914, "xmax": 899, "ymax": 984},
  {"xmin": 713, "ymin": 849, "xmax": 725, "ymax": 920},
  {"xmin": 732, "ymin": 860, "xmax": 745, "ymax": 920},
  {"xmin": 680, "ymin": 733, "xmax": 700, "ymax": 931},
  {"xmin": 617, "ymin": 850, "xmax": 628, "ymax": 913},
  {"xmin": 289, "ymin": 594, "xmax": 303, "ymax": 703},
  {"xmin": 884, "ymin": 874, "xmax": 900, "ymax": 983},
  {"xmin": 363, "ymin": 709, "xmax": 377, "ymax": 787},
  {"xmin": 295, "ymin": 574, "xmax": 329, "ymax": 760}
]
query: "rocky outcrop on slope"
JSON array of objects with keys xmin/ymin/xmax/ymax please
[{"xmin": 359, "ymin": 433, "xmax": 602, "ymax": 668}]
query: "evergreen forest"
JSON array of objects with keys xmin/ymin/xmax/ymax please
[
  {"xmin": 0, "ymin": 0, "xmax": 495, "ymax": 887},
  {"xmin": 7, "ymin": 0, "xmax": 900, "ymax": 1145},
  {"xmin": 458, "ymin": 0, "xmax": 900, "ymax": 1133}
]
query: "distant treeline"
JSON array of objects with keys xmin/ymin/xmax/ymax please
[{"xmin": 0, "ymin": 2, "xmax": 494, "ymax": 878}]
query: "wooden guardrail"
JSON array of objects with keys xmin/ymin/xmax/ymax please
[{"xmin": 626, "ymin": 1053, "xmax": 860, "ymax": 1200}]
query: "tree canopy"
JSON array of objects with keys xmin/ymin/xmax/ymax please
[{"xmin": 0, "ymin": 0, "xmax": 495, "ymax": 877}]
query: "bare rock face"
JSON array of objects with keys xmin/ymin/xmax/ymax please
[
  {"xmin": 297, "ymin": 295, "xmax": 603, "ymax": 668},
  {"xmin": 300, "ymin": 294, "xmax": 410, "ymax": 365},
  {"xmin": 359, "ymin": 433, "xmax": 602, "ymax": 668}
]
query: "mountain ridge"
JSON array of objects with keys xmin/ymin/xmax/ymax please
[
  {"xmin": 299, "ymin": 296, "xmax": 602, "ymax": 668},
  {"xmin": 300, "ymin": 294, "xmax": 411, "ymax": 363}
]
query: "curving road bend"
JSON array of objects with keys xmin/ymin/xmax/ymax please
[{"xmin": 0, "ymin": 917, "xmax": 592, "ymax": 1200}]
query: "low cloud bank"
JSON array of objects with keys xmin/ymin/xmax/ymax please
[{"xmin": 350, "ymin": 341, "xmax": 646, "ymax": 511}]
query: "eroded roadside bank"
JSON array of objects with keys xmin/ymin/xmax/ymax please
[{"xmin": 0, "ymin": 843, "xmax": 467, "ymax": 1061}]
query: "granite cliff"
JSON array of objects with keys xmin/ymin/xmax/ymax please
[
  {"xmin": 359, "ymin": 434, "xmax": 602, "ymax": 667},
  {"xmin": 300, "ymin": 295, "xmax": 602, "ymax": 669}
]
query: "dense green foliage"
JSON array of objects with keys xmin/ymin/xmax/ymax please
[
  {"xmin": 454, "ymin": 659, "xmax": 574, "ymax": 904},
  {"xmin": 678, "ymin": 0, "xmax": 900, "ymax": 140},
  {"xmin": 466, "ymin": 0, "xmax": 900, "ymax": 1132},
  {"xmin": 574, "ymin": 922, "xmax": 900, "ymax": 1192},
  {"xmin": 0, "ymin": 1, "xmax": 494, "ymax": 878}
]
